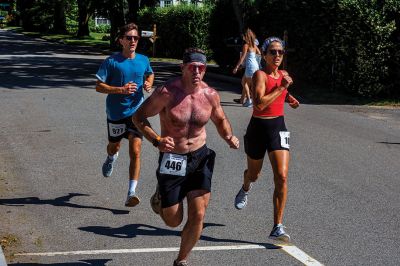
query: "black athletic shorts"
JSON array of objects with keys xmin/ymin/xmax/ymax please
[
  {"xmin": 107, "ymin": 116, "xmax": 143, "ymax": 143},
  {"xmin": 156, "ymin": 145, "xmax": 216, "ymax": 208},
  {"xmin": 244, "ymin": 116, "xmax": 290, "ymax": 160}
]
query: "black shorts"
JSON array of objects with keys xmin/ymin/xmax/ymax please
[
  {"xmin": 107, "ymin": 116, "xmax": 143, "ymax": 143},
  {"xmin": 244, "ymin": 116, "xmax": 290, "ymax": 160},
  {"xmin": 156, "ymin": 145, "xmax": 216, "ymax": 208}
]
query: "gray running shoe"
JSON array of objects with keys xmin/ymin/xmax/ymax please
[
  {"xmin": 102, "ymin": 153, "xmax": 118, "ymax": 177},
  {"xmin": 269, "ymin": 224, "xmax": 291, "ymax": 242},
  {"xmin": 242, "ymin": 99, "xmax": 253, "ymax": 108},
  {"xmin": 125, "ymin": 192, "xmax": 140, "ymax": 207},
  {"xmin": 150, "ymin": 185, "xmax": 161, "ymax": 214},
  {"xmin": 173, "ymin": 260, "xmax": 188, "ymax": 266},
  {"xmin": 234, "ymin": 186, "xmax": 250, "ymax": 210}
]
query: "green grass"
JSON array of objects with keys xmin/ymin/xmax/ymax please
[{"xmin": 5, "ymin": 26, "xmax": 109, "ymax": 48}]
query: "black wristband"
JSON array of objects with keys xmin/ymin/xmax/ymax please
[{"xmin": 152, "ymin": 136, "xmax": 161, "ymax": 147}]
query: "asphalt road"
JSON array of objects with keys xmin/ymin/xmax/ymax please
[{"xmin": 1, "ymin": 29, "xmax": 399, "ymax": 266}]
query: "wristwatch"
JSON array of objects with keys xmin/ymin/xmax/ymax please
[{"xmin": 152, "ymin": 136, "xmax": 161, "ymax": 147}]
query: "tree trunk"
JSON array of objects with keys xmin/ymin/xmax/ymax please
[
  {"xmin": 126, "ymin": 0, "xmax": 139, "ymax": 23},
  {"xmin": 77, "ymin": 0, "xmax": 91, "ymax": 37},
  {"xmin": 53, "ymin": 0, "xmax": 67, "ymax": 34},
  {"xmin": 109, "ymin": 0, "xmax": 126, "ymax": 50},
  {"xmin": 231, "ymin": 0, "xmax": 244, "ymax": 33}
]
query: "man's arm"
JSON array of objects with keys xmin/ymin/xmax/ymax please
[
  {"xmin": 143, "ymin": 73, "xmax": 155, "ymax": 92},
  {"xmin": 95, "ymin": 80, "xmax": 136, "ymax": 95},
  {"xmin": 209, "ymin": 89, "xmax": 239, "ymax": 149},
  {"xmin": 132, "ymin": 86, "xmax": 175, "ymax": 152}
]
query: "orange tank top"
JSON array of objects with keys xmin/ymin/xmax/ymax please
[{"xmin": 252, "ymin": 70, "xmax": 287, "ymax": 117}]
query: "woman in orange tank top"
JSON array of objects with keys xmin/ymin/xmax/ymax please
[{"xmin": 234, "ymin": 37, "xmax": 300, "ymax": 242}]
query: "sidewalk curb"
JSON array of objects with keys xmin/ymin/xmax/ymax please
[{"xmin": 0, "ymin": 246, "xmax": 7, "ymax": 266}]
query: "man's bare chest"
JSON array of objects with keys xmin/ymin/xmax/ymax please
[{"xmin": 167, "ymin": 96, "xmax": 212, "ymax": 127}]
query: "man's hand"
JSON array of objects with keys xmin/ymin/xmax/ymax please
[
  {"xmin": 121, "ymin": 81, "xmax": 137, "ymax": 94},
  {"xmin": 158, "ymin": 136, "xmax": 175, "ymax": 152},
  {"xmin": 226, "ymin": 135, "xmax": 240, "ymax": 149},
  {"xmin": 143, "ymin": 80, "xmax": 153, "ymax": 93}
]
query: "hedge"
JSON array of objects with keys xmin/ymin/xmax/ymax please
[{"xmin": 138, "ymin": 4, "xmax": 212, "ymax": 59}]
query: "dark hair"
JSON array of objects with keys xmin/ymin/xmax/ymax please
[
  {"xmin": 183, "ymin": 48, "xmax": 206, "ymax": 57},
  {"xmin": 183, "ymin": 48, "xmax": 207, "ymax": 64},
  {"xmin": 117, "ymin": 23, "xmax": 139, "ymax": 40},
  {"xmin": 243, "ymin": 28, "xmax": 256, "ymax": 48}
]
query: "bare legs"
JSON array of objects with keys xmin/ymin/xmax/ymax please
[
  {"xmin": 160, "ymin": 190, "xmax": 210, "ymax": 262},
  {"xmin": 128, "ymin": 135, "xmax": 142, "ymax": 182},
  {"xmin": 239, "ymin": 76, "xmax": 253, "ymax": 104},
  {"xmin": 244, "ymin": 150, "xmax": 290, "ymax": 224},
  {"xmin": 107, "ymin": 135, "xmax": 142, "ymax": 182}
]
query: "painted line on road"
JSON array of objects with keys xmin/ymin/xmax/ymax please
[
  {"xmin": 15, "ymin": 243, "xmax": 323, "ymax": 265},
  {"xmin": 0, "ymin": 245, "xmax": 8, "ymax": 266},
  {"xmin": 279, "ymin": 244, "xmax": 324, "ymax": 266}
]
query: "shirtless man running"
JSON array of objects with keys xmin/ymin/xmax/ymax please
[{"xmin": 133, "ymin": 48, "xmax": 239, "ymax": 266}]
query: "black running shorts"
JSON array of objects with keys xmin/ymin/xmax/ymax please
[
  {"xmin": 244, "ymin": 116, "xmax": 290, "ymax": 160},
  {"xmin": 107, "ymin": 116, "xmax": 143, "ymax": 143},
  {"xmin": 156, "ymin": 145, "xmax": 216, "ymax": 208}
]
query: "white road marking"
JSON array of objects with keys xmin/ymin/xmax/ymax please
[
  {"xmin": 280, "ymin": 245, "xmax": 324, "ymax": 266},
  {"xmin": 15, "ymin": 244, "xmax": 323, "ymax": 265}
]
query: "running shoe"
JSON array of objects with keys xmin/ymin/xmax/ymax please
[
  {"xmin": 125, "ymin": 192, "xmax": 140, "ymax": 207},
  {"xmin": 102, "ymin": 153, "xmax": 118, "ymax": 177},
  {"xmin": 242, "ymin": 99, "xmax": 253, "ymax": 108},
  {"xmin": 269, "ymin": 224, "xmax": 291, "ymax": 242},
  {"xmin": 234, "ymin": 186, "xmax": 249, "ymax": 210},
  {"xmin": 173, "ymin": 260, "xmax": 188, "ymax": 266},
  {"xmin": 150, "ymin": 185, "xmax": 161, "ymax": 214}
]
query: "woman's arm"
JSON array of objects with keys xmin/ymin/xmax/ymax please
[{"xmin": 233, "ymin": 44, "xmax": 249, "ymax": 74}]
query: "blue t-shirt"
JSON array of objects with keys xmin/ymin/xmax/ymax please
[{"xmin": 96, "ymin": 52, "xmax": 153, "ymax": 121}]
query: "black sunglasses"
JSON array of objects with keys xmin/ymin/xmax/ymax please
[
  {"xmin": 124, "ymin": 35, "xmax": 140, "ymax": 41},
  {"xmin": 268, "ymin": 49, "xmax": 285, "ymax": 56}
]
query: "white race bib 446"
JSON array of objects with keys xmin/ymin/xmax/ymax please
[{"xmin": 159, "ymin": 153, "xmax": 187, "ymax": 176}]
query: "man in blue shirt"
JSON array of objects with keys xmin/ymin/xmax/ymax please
[{"xmin": 96, "ymin": 22, "xmax": 154, "ymax": 207}]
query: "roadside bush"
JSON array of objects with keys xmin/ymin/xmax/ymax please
[
  {"xmin": 238, "ymin": 0, "xmax": 399, "ymax": 98},
  {"xmin": 138, "ymin": 4, "xmax": 212, "ymax": 58},
  {"xmin": 90, "ymin": 24, "xmax": 111, "ymax": 33}
]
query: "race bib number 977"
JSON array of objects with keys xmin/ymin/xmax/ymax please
[
  {"xmin": 109, "ymin": 123, "xmax": 126, "ymax": 137},
  {"xmin": 159, "ymin": 153, "xmax": 187, "ymax": 176}
]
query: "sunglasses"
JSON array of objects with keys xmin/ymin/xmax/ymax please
[
  {"xmin": 187, "ymin": 64, "xmax": 206, "ymax": 73},
  {"xmin": 124, "ymin": 35, "xmax": 140, "ymax": 41},
  {"xmin": 267, "ymin": 49, "xmax": 285, "ymax": 56}
]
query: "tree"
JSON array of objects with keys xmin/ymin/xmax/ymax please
[
  {"xmin": 53, "ymin": 0, "xmax": 67, "ymax": 34},
  {"xmin": 76, "ymin": 0, "xmax": 96, "ymax": 37}
]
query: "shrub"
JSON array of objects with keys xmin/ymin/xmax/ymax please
[{"xmin": 138, "ymin": 4, "xmax": 213, "ymax": 58}]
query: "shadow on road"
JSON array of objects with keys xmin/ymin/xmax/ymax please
[
  {"xmin": 79, "ymin": 223, "xmax": 280, "ymax": 249},
  {"xmin": 0, "ymin": 193, "xmax": 129, "ymax": 215},
  {"xmin": 8, "ymin": 259, "xmax": 112, "ymax": 266}
]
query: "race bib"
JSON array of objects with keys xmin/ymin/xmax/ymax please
[
  {"xmin": 159, "ymin": 153, "xmax": 187, "ymax": 176},
  {"xmin": 109, "ymin": 123, "xmax": 126, "ymax": 137},
  {"xmin": 279, "ymin": 131, "xmax": 290, "ymax": 149}
]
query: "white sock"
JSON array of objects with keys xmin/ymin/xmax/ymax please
[
  {"xmin": 129, "ymin": 180, "xmax": 138, "ymax": 194},
  {"xmin": 108, "ymin": 152, "xmax": 118, "ymax": 161}
]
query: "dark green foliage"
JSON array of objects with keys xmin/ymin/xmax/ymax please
[
  {"xmin": 138, "ymin": 4, "xmax": 213, "ymax": 58},
  {"xmin": 237, "ymin": 0, "xmax": 399, "ymax": 98},
  {"xmin": 90, "ymin": 24, "xmax": 111, "ymax": 33}
]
